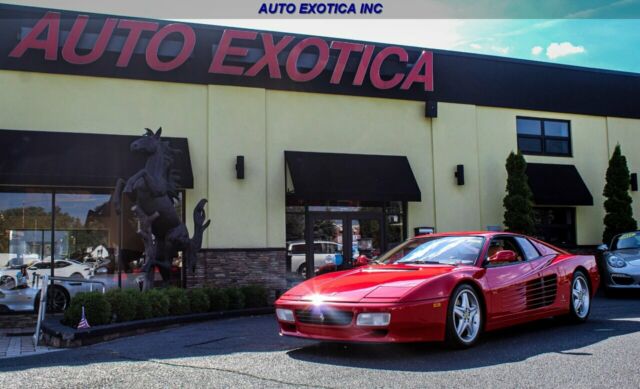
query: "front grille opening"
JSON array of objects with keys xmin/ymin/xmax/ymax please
[
  {"xmin": 281, "ymin": 323, "xmax": 296, "ymax": 332},
  {"xmin": 369, "ymin": 329, "xmax": 388, "ymax": 337},
  {"xmin": 611, "ymin": 274, "xmax": 635, "ymax": 286},
  {"xmin": 295, "ymin": 308, "xmax": 354, "ymax": 326}
]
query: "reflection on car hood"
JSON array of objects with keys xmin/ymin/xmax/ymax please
[{"xmin": 280, "ymin": 264, "xmax": 454, "ymax": 303}]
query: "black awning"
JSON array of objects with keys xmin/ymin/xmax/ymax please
[
  {"xmin": 285, "ymin": 151, "xmax": 421, "ymax": 202},
  {"xmin": 0, "ymin": 129, "xmax": 194, "ymax": 188},
  {"xmin": 526, "ymin": 163, "xmax": 593, "ymax": 206}
]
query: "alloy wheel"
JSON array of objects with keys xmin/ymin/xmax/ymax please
[
  {"xmin": 452, "ymin": 288, "xmax": 481, "ymax": 343},
  {"xmin": 572, "ymin": 274, "xmax": 590, "ymax": 319}
]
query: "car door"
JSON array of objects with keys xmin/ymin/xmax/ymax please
[
  {"xmin": 516, "ymin": 237, "xmax": 561, "ymax": 313},
  {"xmin": 483, "ymin": 236, "xmax": 536, "ymax": 323}
]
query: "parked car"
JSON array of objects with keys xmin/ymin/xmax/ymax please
[
  {"xmin": 287, "ymin": 241, "xmax": 342, "ymax": 278},
  {"xmin": 0, "ymin": 259, "xmax": 92, "ymax": 288},
  {"xmin": 598, "ymin": 231, "xmax": 640, "ymax": 291},
  {"xmin": 0, "ymin": 276, "xmax": 94, "ymax": 313},
  {"xmin": 276, "ymin": 231, "xmax": 600, "ymax": 348}
]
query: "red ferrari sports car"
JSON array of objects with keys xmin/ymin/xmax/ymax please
[{"xmin": 275, "ymin": 231, "xmax": 599, "ymax": 348}]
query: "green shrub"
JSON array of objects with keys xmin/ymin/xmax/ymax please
[
  {"xmin": 187, "ymin": 288, "xmax": 210, "ymax": 313},
  {"xmin": 145, "ymin": 289, "xmax": 170, "ymax": 318},
  {"xmin": 63, "ymin": 291, "xmax": 111, "ymax": 327},
  {"xmin": 104, "ymin": 289, "xmax": 137, "ymax": 323},
  {"xmin": 164, "ymin": 287, "xmax": 190, "ymax": 316},
  {"xmin": 240, "ymin": 285, "xmax": 269, "ymax": 308},
  {"xmin": 124, "ymin": 289, "xmax": 153, "ymax": 320},
  {"xmin": 205, "ymin": 287, "xmax": 229, "ymax": 311},
  {"xmin": 224, "ymin": 287, "xmax": 245, "ymax": 310}
]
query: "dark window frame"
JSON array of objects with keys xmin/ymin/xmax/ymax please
[{"xmin": 517, "ymin": 116, "xmax": 572, "ymax": 157}]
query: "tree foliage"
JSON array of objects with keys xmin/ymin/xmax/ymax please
[
  {"xmin": 503, "ymin": 151, "xmax": 535, "ymax": 235},
  {"xmin": 602, "ymin": 145, "xmax": 637, "ymax": 244}
]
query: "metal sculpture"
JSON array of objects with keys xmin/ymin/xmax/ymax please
[{"xmin": 113, "ymin": 128, "xmax": 210, "ymax": 289}]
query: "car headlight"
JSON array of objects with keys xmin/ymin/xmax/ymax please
[
  {"xmin": 356, "ymin": 312, "xmax": 391, "ymax": 327},
  {"xmin": 607, "ymin": 256, "xmax": 626, "ymax": 268},
  {"xmin": 276, "ymin": 308, "xmax": 295, "ymax": 323}
]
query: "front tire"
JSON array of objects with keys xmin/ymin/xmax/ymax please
[
  {"xmin": 568, "ymin": 270, "xmax": 591, "ymax": 323},
  {"xmin": 445, "ymin": 284, "xmax": 483, "ymax": 348},
  {"xmin": 47, "ymin": 286, "xmax": 70, "ymax": 313}
]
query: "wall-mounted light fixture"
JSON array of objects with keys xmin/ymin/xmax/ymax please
[
  {"xmin": 425, "ymin": 100, "xmax": 438, "ymax": 118},
  {"xmin": 454, "ymin": 164, "xmax": 464, "ymax": 185},
  {"xmin": 236, "ymin": 156, "xmax": 245, "ymax": 179},
  {"xmin": 631, "ymin": 173, "xmax": 638, "ymax": 191}
]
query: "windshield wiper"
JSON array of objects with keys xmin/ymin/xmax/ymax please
[{"xmin": 400, "ymin": 260, "xmax": 444, "ymax": 265}]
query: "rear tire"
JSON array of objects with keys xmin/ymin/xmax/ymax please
[
  {"xmin": 567, "ymin": 270, "xmax": 591, "ymax": 323},
  {"xmin": 70, "ymin": 272, "xmax": 84, "ymax": 279},
  {"xmin": 445, "ymin": 284, "xmax": 483, "ymax": 349}
]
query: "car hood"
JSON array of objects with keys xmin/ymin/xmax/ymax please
[
  {"xmin": 280, "ymin": 264, "xmax": 455, "ymax": 303},
  {"xmin": 611, "ymin": 249, "xmax": 640, "ymax": 266}
]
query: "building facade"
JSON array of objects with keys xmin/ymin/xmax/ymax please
[{"xmin": 1, "ymin": 4, "xmax": 639, "ymax": 295}]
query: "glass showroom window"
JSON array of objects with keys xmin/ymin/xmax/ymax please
[{"xmin": 517, "ymin": 117, "xmax": 571, "ymax": 156}]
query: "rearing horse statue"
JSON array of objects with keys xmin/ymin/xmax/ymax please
[{"xmin": 113, "ymin": 127, "xmax": 209, "ymax": 289}]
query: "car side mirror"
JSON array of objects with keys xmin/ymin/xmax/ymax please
[
  {"xmin": 597, "ymin": 244, "xmax": 608, "ymax": 252},
  {"xmin": 488, "ymin": 250, "xmax": 518, "ymax": 264}
]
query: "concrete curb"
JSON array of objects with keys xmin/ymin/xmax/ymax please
[{"xmin": 41, "ymin": 307, "xmax": 275, "ymax": 347}]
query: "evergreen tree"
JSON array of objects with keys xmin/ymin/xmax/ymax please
[
  {"xmin": 503, "ymin": 151, "xmax": 535, "ymax": 235},
  {"xmin": 602, "ymin": 144, "xmax": 637, "ymax": 244}
]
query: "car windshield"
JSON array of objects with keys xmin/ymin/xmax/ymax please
[
  {"xmin": 612, "ymin": 232, "xmax": 640, "ymax": 250},
  {"xmin": 378, "ymin": 236, "xmax": 485, "ymax": 266}
]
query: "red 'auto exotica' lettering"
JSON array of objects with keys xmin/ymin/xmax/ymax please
[
  {"xmin": 8, "ymin": 12, "xmax": 434, "ymax": 92},
  {"xmin": 62, "ymin": 15, "xmax": 118, "ymax": 65},
  {"xmin": 400, "ymin": 50, "xmax": 434, "ymax": 91},
  {"xmin": 245, "ymin": 33, "xmax": 294, "ymax": 78},
  {"xmin": 286, "ymin": 38, "xmax": 329, "ymax": 82},
  {"xmin": 209, "ymin": 29, "xmax": 257, "ymax": 75},
  {"xmin": 329, "ymin": 41, "xmax": 364, "ymax": 85},
  {"xmin": 145, "ymin": 23, "xmax": 196, "ymax": 72},
  {"xmin": 116, "ymin": 19, "xmax": 159, "ymax": 67},
  {"xmin": 369, "ymin": 46, "xmax": 408, "ymax": 90},
  {"xmin": 8, "ymin": 11, "xmax": 60, "ymax": 60}
]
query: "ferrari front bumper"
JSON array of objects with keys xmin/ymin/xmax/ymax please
[{"xmin": 275, "ymin": 298, "xmax": 448, "ymax": 343}]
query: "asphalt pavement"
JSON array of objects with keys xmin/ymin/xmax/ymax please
[{"xmin": 1, "ymin": 293, "xmax": 640, "ymax": 388}]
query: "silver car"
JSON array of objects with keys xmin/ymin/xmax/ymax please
[
  {"xmin": 598, "ymin": 231, "xmax": 640, "ymax": 289},
  {"xmin": 0, "ymin": 277, "xmax": 93, "ymax": 313}
]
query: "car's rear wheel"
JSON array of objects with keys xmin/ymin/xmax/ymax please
[
  {"xmin": 445, "ymin": 284, "xmax": 483, "ymax": 348},
  {"xmin": 70, "ymin": 272, "xmax": 84, "ymax": 279},
  {"xmin": 568, "ymin": 270, "xmax": 591, "ymax": 323}
]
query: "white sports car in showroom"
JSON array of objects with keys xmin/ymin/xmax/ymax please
[{"xmin": 0, "ymin": 259, "xmax": 92, "ymax": 288}]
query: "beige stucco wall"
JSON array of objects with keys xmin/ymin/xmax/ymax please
[
  {"xmin": 263, "ymin": 90, "xmax": 434, "ymax": 247},
  {"xmin": 0, "ymin": 70, "xmax": 209, "ymax": 246},
  {"xmin": 2, "ymin": 69, "xmax": 639, "ymax": 248}
]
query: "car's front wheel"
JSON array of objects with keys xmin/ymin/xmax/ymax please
[
  {"xmin": 445, "ymin": 284, "xmax": 483, "ymax": 348},
  {"xmin": 47, "ymin": 286, "xmax": 70, "ymax": 313},
  {"xmin": 567, "ymin": 270, "xmax": 591, "ymax": 323}
]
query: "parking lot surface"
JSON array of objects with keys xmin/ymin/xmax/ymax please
[{"xmin": 1, "ymin": 294, "xmax": 639, "ymax": 388}]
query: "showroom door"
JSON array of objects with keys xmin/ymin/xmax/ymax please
[{"xmin": 305, "ymin": 212, "xmax": 383, "ymax": 279}]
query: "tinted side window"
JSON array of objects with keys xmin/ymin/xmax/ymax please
[
  {"xmin": 515, "ymin": 237, "xmax": 540, "ymax": 260},
  {"xmin": 313, "ymin": 243, "xmax": 324, "ymax": 253},
  {"xmin": 36, "ymin": 262, "xmax": 51, "ymax": 269},
  {"xmin": 55, "ymin": 261, "xmax": 70, "ymax": 268},
  {"xmin": 487, "ymin": 237, "xmax": 525, "ymax": 262},
  {"xmin": 291, "ymin": 244, "xmax": 306, "ymax": 254}
]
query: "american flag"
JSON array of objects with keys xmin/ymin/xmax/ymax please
[{"xmin": 77, "ymin": 306, "xmax": 91, "ymax": 329}]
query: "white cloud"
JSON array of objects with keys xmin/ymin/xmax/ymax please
[
  {"xmin": 469, "ymin": 43, "xmax": 482, "ymax": 50},
  {"xmin": 491, "ymin": 46, "xmax": 510, "ymax": 55},
  {"xmin": 546, "ymin": 42, "xmax": 586, "ymax": 60},
  {"xmin": 531, "ymin": 46, "xmax": 543, "ymax": 56}
]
